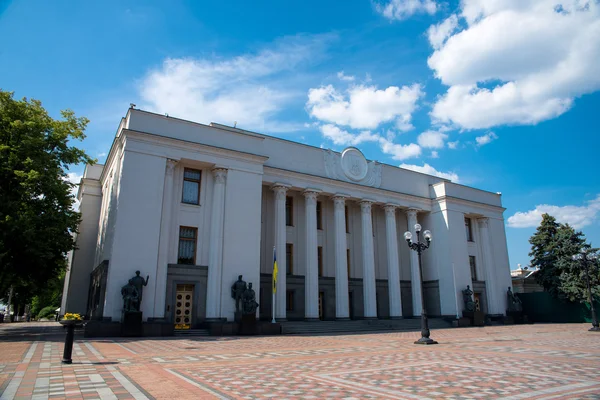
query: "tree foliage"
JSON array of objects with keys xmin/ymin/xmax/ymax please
[
  {"xmin": 529, "ymin": 213, "xmax": 600, "ymax": 302},
  {"xmin": 0, "ymin": 90, "xmax": 93, "ymax": 299}
]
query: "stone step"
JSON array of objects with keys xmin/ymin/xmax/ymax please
[
  {"xmin": 281, "ymin": 319, "xmax": 452, "ymax": 334},
  {"xmin": 174, "ymin": 329, "xmax": 210, "ymax": 336}
]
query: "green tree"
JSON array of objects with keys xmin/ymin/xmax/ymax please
[
  {"xmin": 556, "ymin": 226, "xmax": 600, "ymax": 303},
  {"xmin": 0, "ymin": 90, "xmax": 93, "ymax": 300},
  {"xmin": 529, "ymin": 213, "xmax": 599, "ymax": 302},
  {"xmin": 529, "ymin": 214, "xmax": 562, "ymax": 297}
]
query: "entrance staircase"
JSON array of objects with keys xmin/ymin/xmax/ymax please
[
  {"xmin": 281, "ymin": 318, "xmax": 452, "ymax": 335},
  {"xmin": 174, "ymin": 328, "xmax": 210, "ymax": 337}
]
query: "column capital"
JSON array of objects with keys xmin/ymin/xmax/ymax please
[
  {"xmin": 212, "ymin": 167, "xmax": 228, "ymax": 184},
  {"xmin": 360, "ymin": 199, "xmax": 374, "ymax": 214},
  {"xmin": 477, "ymin": 217, "xmax": 490, "ymax": 228},
  {"xmin": 383, "ymin": 203, "xmax": 399, "ymax": 216},
  {"xmin": 331, "ymin": 194, "xmax": 349, "ymax": 208},
  {"xmin": 271, "ymin": 183, "xmax": 291, "ymax": 200},
  {"xmin": 303, "ymin": 188, "xmax": 321, "ymax": 201},
  {"xmin": 271, "ymin": 182, "xmax": 291, "ymax": 191},
  {"xmin": 166, "ymin": 159, "xmax": 177, "ymax": 174},
  {"xmin": 406, "ymin": 208, "xmax": 420, "ymax": 218}
]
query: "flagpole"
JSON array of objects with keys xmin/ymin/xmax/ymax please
[{"xmin": 272, "ymin": 246, "xmax": 276, "ymax": 324}]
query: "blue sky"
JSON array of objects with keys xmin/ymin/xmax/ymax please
[{"xmin": 1, "ymin": 0, "xmax": 599, "ymax": 269}]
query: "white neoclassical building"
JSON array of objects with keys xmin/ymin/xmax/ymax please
[{"xmin": 61, "ymin": 108, "xmax": 512, "ymax": 328}]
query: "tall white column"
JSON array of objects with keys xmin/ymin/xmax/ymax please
[
  {"xmin": 272, "ymin": 184, "xmax": 289, "ymax": 320},
  {"xmin": 406, "ymin": 209, "xmax": 422, "ymax": 317},
  {"xmin": 384, "ymin": 204, "xmax": 402, "ymax": 318},
  {"xmin": 304, "ymin": 189, "xmax": 320, "ymax": 320},
  {"xmin": 360, "ymin": 200, "xmax": 377, "ymax": 318},
  {"xmin": 154, "ymin": 159, "xmax": 177, "ymax": 318},
  {"xmin": 205, "ymin": 167, "xmax": 227, "ymax": 320},
  {"xmin": 478, "ymin": 218, "xmax": 501, "ymax": 314},
  {"xmin": 333, "ymin": 195, "xmax": 350, "ymax": 319}
]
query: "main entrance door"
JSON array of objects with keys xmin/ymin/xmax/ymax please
[{"xmin": 175, "ymin": 284, "xmax": 194, "ymax": 329}]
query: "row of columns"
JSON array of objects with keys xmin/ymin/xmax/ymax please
[{"xmin": 272, "ymin": 184, "xmax": 423, "ymax": 320}]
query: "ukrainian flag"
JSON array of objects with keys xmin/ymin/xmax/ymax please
[{"xmin": 273, "ymin": 247, "xmax": 278, "ymax": 293}]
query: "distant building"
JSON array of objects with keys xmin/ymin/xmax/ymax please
[
  {"xmin": 511, "ymin": 264, "xmax": 544, "ymax": 294},
  {"xmin": 61, "ymin": 108, "xmax": 513, "ymax": 328}
]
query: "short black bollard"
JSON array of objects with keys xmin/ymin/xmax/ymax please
[
  {"xmin": 62, "ymin": 323, "xmax": 75, "ymax": 364},
  {"xmin": 59, "ymin": 315, "xmax": 82, "ymax": 364}
]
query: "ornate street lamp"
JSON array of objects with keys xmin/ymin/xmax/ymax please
[
  {"xmin": 404, "ymin": 224, "xmax": 437, "ymax": 345},
  {"xmin": 572, "ymin": 249, "xmax": 599, "ymax": 332}
]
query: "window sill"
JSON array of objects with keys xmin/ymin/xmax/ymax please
[{"xmin": 181, "ymin": 202, "xmax": 201, "ymax": 208}]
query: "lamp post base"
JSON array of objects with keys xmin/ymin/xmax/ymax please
[
  {"xmin": 414, "ymin": 337, "xmax": 438, "ymax": 345},
  {"xmin": 589, "ymin": 326, "xmax": 600, "ymax": 332}
]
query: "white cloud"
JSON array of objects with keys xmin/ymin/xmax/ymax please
[
  {"xmin": 399, "ymin": 163, "xmax": 459, "ymax": 182},
  {"xmin": 319, "ymin": 124, "xmax": 380, "ymax": 146},
  {"xmin": 379, "ymin": 138, "xmax": 422, "ymax": 160},
  {"xmin": 417, "ymin": 130, "xmax": 448, "ymax": 148},
  {"xmin": 337, "ymin": 71, "xmax": 355, "ymax": 82},
  {"xmin": 319, "ymin": 124, "xmax": 422, "ymax": 161},
  {"xmin": 139, "ymin": 34, "xmax": 333, "ymax": 133},
  {"xmin": 64, "ymin": 172, "xmax": 83, "ymax": 211},
  {"xmin": 430, "ymin": 151, "xmax": 439, "ymax": 158},
  {"xmin": 447, "ymin": 140, "xmax": 459, "ymax": 149},
  {"xmin": 507, "ymin": 195, "xmax": 600, "ymax": 229},
  {"xmin": 306, "ymin": 83, "xmax": 423, "ymax": 130},
  {"xmin": 375, "ymin": 0, "xmax": 438, "ymax": 21},
  {"xmin": 427, "ymin": 14, "xmax": 458, "ymax": 49},
  {"xmin": 475, "ymin": 132, "xmax": 498, "ymax": 146},
  {"xmin": 429, "ymin": 1, "xmax": 600, "ymax": 129}
]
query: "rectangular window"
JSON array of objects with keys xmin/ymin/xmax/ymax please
[
  {"xmin": 182, "ymin": 168, "xmax": 201, "ymax": 205},
  {"xmin": 178, "ymin": 226, "xmax": 197, "ymax": 265},
  {"xmin": 469, "ymin": 256, "xmax": 477, "ymax": 281},
  {"xmin": 345, "ymin": 205, "xmax": 349, "ymax": 233},
  {"xmin": 285, "ymin": 196, "xmax": 294, "ymax": 226},
  {"xmin": 286, "ymin": 243, "xmax": 293, "ymax": 275},
  {"xmin": 465, "ymin": 217, "xmax": 473, "ymax": 242},
  {"xmin": 316, "ymin": 201, "xmax": 323, "ymax": 230},
  {"xmin": 346, "ymin": 249, "xmax": 351, "ymax": 278},
  {"xmin": 318, "ymin": 246, "xmax": 323, "ymax": 277},
  {"xmin": 286, "ymin": 290, "xmax": 294, "ymax": 311}
]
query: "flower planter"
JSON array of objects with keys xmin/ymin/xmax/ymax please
[{"xmin": 59, "ymin": 319, "xmax": 83, "ymax": 364}]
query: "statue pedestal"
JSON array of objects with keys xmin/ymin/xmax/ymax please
[
  {"xmin": 506, "ymin": 310, "xmax": 525, "ymax": 324},
  {"xmin": 234, "ymin": 311, "xmax": 242, "ymax": 324},
  {"xmin": 463, "ymin": 310, "xmax": 485, "ymax": 326},
  {"xmin": 121, "ymin": 311, "xmax": 142, "ymax": 337},
  {"xmin": 239, "ymin": 313, "xmax": 258, "ymax": 335}
]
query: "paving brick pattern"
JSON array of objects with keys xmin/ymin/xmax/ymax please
[{"xmin": 0, "ymin": 322, "xmax": 599, "ymax": 399}]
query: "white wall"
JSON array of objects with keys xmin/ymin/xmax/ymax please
[
  {"xmin": 62, "ymin": 166, "xmax": 103, "ymax": 315},
  {"xmin": 102, "ymin": 150, "xmax": 166, "ymax": 320},
  {"xmin": 220, "ymin": 168, "xmax": 263, "ymax": 321}
]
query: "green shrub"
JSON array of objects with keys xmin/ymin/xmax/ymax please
[{"xmin": 37, "ymin": 306, "xmax": 57, "ymax": 320}]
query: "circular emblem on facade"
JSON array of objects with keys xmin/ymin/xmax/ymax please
[{"xmin": 341, "ymin": 147, "xmax": 368, "ymax": 181}]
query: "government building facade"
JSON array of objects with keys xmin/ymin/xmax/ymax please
[{"xmin": 61, "ymin": 108, "xmax": 512, "ymax": 327}]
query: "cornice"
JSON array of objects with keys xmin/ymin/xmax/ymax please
[
  {"xmin": 122, "ymin": 129, "xmax": 270, "ymax": 165},
  {"xmin": 434, "ymin": 195, "xmax": 506, "ymax": 213},
  {"xmin": 264, "ymin": 166, "xmax": 432, "ymax": 210}
]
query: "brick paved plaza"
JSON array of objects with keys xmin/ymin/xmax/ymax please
[{"xmin": 0, "ymin": 322, "xmax": 599, "ymax": 399}]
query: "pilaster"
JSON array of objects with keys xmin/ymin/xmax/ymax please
[
  {"xmin": 153, "ymin": 159, "xmax": 177, "ymax": 318},
  {"xmin": 205, "ymin": 167, "xmax": 227, "ymax": 320}
]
